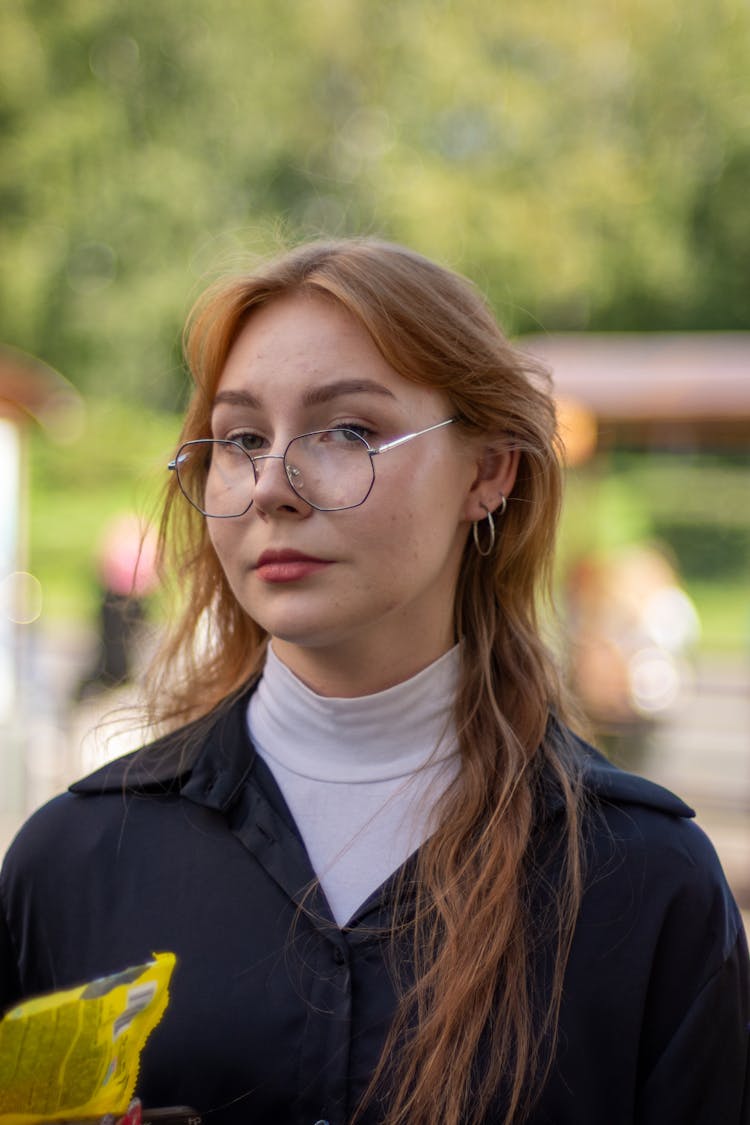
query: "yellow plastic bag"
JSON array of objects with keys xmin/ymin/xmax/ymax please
[{"xmin": 0, "ymin": 953, "xmax": 175, "ymax": 1124}]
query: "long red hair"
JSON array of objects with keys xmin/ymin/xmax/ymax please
[{"xmin": 147, "ymin": 239, "xmax": 583, "ymax": 1124}]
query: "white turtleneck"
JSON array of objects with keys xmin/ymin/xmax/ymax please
[{"xmin": 247, "ymin": 643, "xmax": 461, "ymax": 927}]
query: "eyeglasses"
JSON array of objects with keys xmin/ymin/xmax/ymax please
[{"xmin": 168, "ymin": 418, "xmax": 456, "ymax": 517}]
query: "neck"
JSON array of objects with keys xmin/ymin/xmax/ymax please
[{"xmin": 270, "ymin": 631, "xmax": 458, "ymax": 698}]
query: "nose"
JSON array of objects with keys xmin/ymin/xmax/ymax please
[{"xmin": 250, "ymin": 452, "xmax": 311, "ymax": 516}]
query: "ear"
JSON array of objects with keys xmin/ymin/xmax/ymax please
[{"xmin": 462, "ymin": 445, "xmax": 520, "ymax": 522}]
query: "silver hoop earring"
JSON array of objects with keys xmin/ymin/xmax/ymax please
[
  {"xmin": 472, "ymin": 504, "xmax": 495, "ymax": 557},
  {"xmin": 472, "ymin": 494, "xmax": 507, "ymax": 557}
]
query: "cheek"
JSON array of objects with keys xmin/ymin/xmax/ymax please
[
  {"xmin": 207, "ymin": 522, "xmax": 242, "ymax": 578},
  {"xmin": 359, "ymin": 494, "xmax": 456, "ymax": 581},
  {"xmin": 207, "ymin": 525, "xmax": 225, "ymax": 564}
]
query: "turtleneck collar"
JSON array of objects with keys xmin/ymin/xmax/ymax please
[{"xmin": 247, "ymin": 642, "xmax": 460, "ymax": 784}]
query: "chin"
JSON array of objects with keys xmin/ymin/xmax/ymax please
[
  {"xmin": 251, "ymin": 614, "xmax": 346, "ymax": 650},
  {"xmin": 274, "ymin": 630, "xmax": 354, "ymax": 652}
]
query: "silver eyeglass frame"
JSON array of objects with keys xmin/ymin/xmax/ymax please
[{"xmin": 168, "ymin": 417, "xmax": 456, "ymax": 517}]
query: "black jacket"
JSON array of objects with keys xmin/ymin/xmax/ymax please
[{"xmin": 1, "ymin": 690, "xmax": 748, "ymax": 1124}]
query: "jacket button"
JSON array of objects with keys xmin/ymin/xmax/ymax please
[
  {"xmin": 333, "ymin": 947, "xmax": 346, "ymax": 965},
  {"xmin": 313, "ymin": 1120, "xmax": 330, "ymax": 1124}
]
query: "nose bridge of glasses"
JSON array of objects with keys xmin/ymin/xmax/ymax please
[
  {"xmin": 246, "ymin": 449, "xmax": 307, "ymax": 500},
  {"xmin": 247, "ymin": 451, "xmax": 286, "ymax": 478}
]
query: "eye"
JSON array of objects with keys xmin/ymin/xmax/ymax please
[
  {"xmin": 328, "ymin": 423, "xmax": 374, "ymax": 442},
  {"xmin": 226, "ymin": 430, "xmax": 266, "ymax": 453}
]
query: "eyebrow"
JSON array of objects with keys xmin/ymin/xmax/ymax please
[{"xmin": 212, "ymin": 379, "xmax": 396, "ymax": 411}]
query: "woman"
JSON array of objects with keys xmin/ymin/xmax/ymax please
[{"xmin": 1, "ymin": 239, "xmax": 748, "ymax": 1124}]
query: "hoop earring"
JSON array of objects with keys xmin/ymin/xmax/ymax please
[
  {"xmin": 472, "ymin": 504, "xmax": 495, "ymax": 557},
  {"xmin": 472, "ymin": 495, "xmax": 506, "ymax": 557}
]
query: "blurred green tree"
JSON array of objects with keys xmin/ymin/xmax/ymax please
[{"xmin": 1, "ymin": 0, "xmax": 748, "ymax": 405}]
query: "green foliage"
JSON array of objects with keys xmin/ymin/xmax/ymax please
[
  {"xmin": 560, "ymin": 453, "xmax": 750, "ymax": 652},
  {"xmin": 4, "ymin": 1, "xmax": 748, "ymax": 651},
  {"xmin": 2, "ymin": 0, "xmax": 750, "ymax": 406},
  {"xmin": 28, "ymin": 398, "xmax": 179, "ymax": 618},
  {"xmin": 617, "ymin": 457, "xmax": 750, "ymax": 581},
  {"xmin": 653, "ymin": 522, "xmax": 749, "ymax": 581}
]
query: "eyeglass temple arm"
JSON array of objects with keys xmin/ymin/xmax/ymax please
[{"xmin": 372, "ymin": 417, "xmax": 456, "ymax": 456}]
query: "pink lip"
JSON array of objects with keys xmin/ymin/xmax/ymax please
[{"xmin": 254, "ymin": 549, "xmax": 332, "ymax": 584}]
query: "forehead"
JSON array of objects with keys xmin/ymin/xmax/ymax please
[{"xmin": 215, "ymin": 292, "xmax": 438, "ymax": 410}]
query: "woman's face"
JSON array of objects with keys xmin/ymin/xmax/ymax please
[{"xmin": 207, "ymin": 292, "xmax": 516, "ymax": 695}]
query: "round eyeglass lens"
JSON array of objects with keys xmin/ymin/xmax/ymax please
[{"xmin": 284, "ymin": 429, "xmax": 375, "ymax": 511}]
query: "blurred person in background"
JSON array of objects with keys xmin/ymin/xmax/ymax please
[
  {"xmin": 565, "ymin": 544, "xmax": 700, "ymax": 740},
  {"xmin": 1, "ymin": 240, "xmax": 748, "ymax": 1124},
  {"xmin": 74, "ymin": 513, "xmax": 159, "ymax": 701}
]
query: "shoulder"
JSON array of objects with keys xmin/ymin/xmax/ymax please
[
  {"xmin": 576, "ymin": 738, "xmax": 694, "ymax": 819},
  {"xmin": 546, "ymin": 727, "xmax": 698, "ymax": 854},
  {"xmin": 544, "ymin": 734, "xmax": 750, "ymax": 1120},
  {"xmin": 1, "ymin": 688, "xmax": 254, "ymax": 894},
  {"xmin": 574, "ymin": 736, "xmax": 714, "ymax": 874},
  {"xmin": 66, "ymin": 708, "xmax": 218, "ymax": 796},
  {"xmin": 1, "ymin": 719, "xmax": 200, "ymax": 876},
  {"xmin": 563, "ymin": 733, "xmax": 743, "ymax": 968},
  {"xmin": 68, "ymin": 685, "xmax": 255, "ymax": 796}
]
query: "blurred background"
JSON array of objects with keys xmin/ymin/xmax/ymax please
[{"xmin": 1, "ymin": 1, "xmax": 748, "ymax": 920}]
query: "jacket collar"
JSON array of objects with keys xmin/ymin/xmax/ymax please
[
  {"xmin": 574, "ymin": 737, "xmax": 694, "ymax": 818},
  {"xmin": 69, "ymin": 688, "xmax": 695, "ymax": 821},
  {"xmin": 69, "ymin": 688, "xmax": 256, "ymax": 814}
]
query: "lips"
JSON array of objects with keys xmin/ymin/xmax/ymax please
[{"xmin": 254, "ymin": 549, "xmax": 332, "ymax": 583}]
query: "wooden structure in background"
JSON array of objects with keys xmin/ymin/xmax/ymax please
[{"xmin": 522, "ymin": 332, "xmax": 750, "ymax": 452}]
